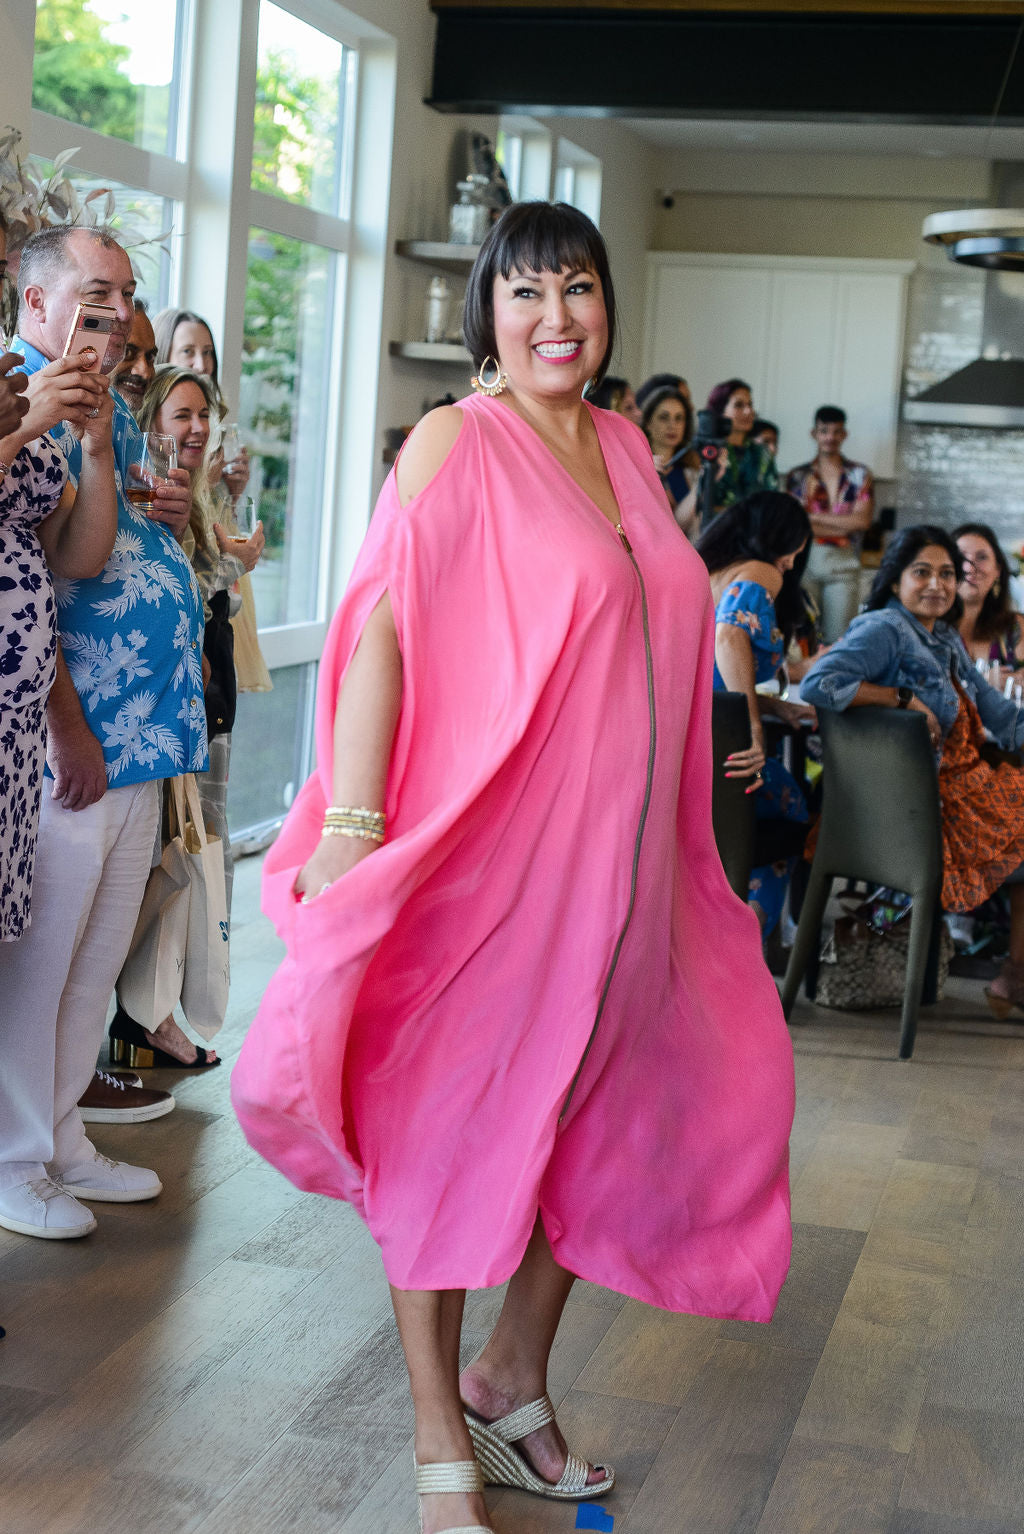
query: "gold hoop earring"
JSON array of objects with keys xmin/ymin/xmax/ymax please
[
  {"xmin": 994, "ymin": 581, "xmax": 1002, "ymax": 597},
  {"xmin": 471, "ymin": 356, "xmax": 508, "ymax": 397}
]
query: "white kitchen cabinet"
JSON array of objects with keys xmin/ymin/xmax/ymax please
[{"xmin": 643, "ymin": 253, "xmax": 913, "ymax": 478}]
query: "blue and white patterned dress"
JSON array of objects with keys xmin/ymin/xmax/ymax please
[
  {"xmin": 0, "ymin": 436, "xmax": 68, "ymax": 939},
  {"xmin": 712, "ymin": 578, "xmax": 808, "ymax": 934}
]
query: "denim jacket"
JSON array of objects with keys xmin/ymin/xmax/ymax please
[{"xmin": 800, "ymin": 597, "xmax": 1024, "ymax": 751}]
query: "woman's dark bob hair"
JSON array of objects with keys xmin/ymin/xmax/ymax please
[
  {"xmin": 952, "ymin": 521, "xmax": 1017, "ymax": 642},
  {"xmin": 463, "ymin": 201, "xmax": 616, "ymax": 386},
  {"xmin": 696, "ymin": 490, "xmax": 812, "ymax": 641},
  {"xmin": 865, "ymin": 524, "xmax": 964, "ymax": 625}
]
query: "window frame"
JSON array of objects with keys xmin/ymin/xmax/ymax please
[{"xmin": 24, "ymin": 0, "xmax": 396, "ymax": 840}]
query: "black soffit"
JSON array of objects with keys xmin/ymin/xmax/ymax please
[{"xmin": 427, "ymin": 9, "xmax": 1024, "ymax": 121}]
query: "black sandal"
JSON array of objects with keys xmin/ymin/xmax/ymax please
[{"xmin": 108, "ymin": 1008, "xmax": 221, "ymax": 1070}]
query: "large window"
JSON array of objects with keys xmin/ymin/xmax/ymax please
[
  {"xmin": 242, "ymin": 229, "xmax": 339, "ymax": 629},
  {"xmin": 25, "ymin": 0, "xmax": 377, "ymax": 842},
  {"xmin": 32, "ymin": 0, "xmax": 189, "ymax": 158},
  {"xmin": 254, "ymin": 2, "xmax": 353, "ymax": 217}
]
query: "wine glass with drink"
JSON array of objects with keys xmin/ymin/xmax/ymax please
[
  {"xmin": 221, "ymin": 423, "xmax": 243, "ymax": 475},
  {"xmin": 231, "ymin": 496, "xmax": 256, "ymax": 543},
  {"xmin": 126, "ymin": 433, "xmax": 177, "ymax": 513}
]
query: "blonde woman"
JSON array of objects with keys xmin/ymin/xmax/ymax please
[{"xmin": 110, "ymin": 365, "xmax": 264, "ymax": 1070}]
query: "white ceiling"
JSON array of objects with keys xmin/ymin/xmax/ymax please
[{"xmin": 620, "ymin": 117, "xmax": 1024, "ymax": 161}]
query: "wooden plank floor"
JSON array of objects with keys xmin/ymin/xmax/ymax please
[{"xmin": 4, "ymin": 853, "xmax": 1024, "ymax": 1533}]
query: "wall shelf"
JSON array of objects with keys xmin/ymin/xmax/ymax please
[
  {"xmin": 388, "ymin": 340, "xmax": 471, "ymax": 364},
  {"xmin": 395, "ymin": 239, "xmax": 480, "ymax": 270}
]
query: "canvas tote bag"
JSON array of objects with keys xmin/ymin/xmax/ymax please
[
  {"xmin": 178, "ymin": 771, "xmax": 230, "ymax": 1040},
  {"xmin": 117, "ymin": 777, "xmax": 192, "ymax": 1029}
]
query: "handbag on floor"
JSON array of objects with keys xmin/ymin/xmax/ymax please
[
  {"xmin": 815, "ymin": 889, "xmax": 953, "ymax": 1010},
  {"xmin": 118, "ymin": 775, "xmax": 230, "ymax": 1039}
]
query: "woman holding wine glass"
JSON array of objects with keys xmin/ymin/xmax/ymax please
[
  {"xmin": 109, "ymin": 365, "xmax": 264, "ymax": 1070},
  {"xmin": 153, "ymin": 306, "xmax": 251, "ymax": 503}
]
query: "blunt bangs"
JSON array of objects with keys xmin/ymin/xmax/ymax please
[{"xmin": 463, "ymin": 201, "xmax": 616, "ymax": 385}]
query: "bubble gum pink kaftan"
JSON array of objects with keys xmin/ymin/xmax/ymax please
[{"xmin": 232, "ymin": 394, "xmax": 794, "ymax": 1321}]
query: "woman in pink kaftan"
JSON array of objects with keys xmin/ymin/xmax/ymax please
[{"xmin": 232, "ymin": 203, "xmax": 793, "ymax": 1534}]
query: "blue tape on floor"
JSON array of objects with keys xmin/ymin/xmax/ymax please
[{"xmin": 575, "ymin": 1506, "xmax": 614, "ymax": 1531}]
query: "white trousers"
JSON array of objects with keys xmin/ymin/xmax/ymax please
[
  {"xmin": 0, "ymin": 779, "xmax": 160, "ymax": 1187},
  {"xmin": 804, "ymin": 541, "xmax": 863, "ymax": 644}
]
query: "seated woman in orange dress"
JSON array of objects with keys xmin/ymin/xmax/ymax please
[{"xmin": 801, "ymin": 524, "xmax": 1024, "ymax": 1016}]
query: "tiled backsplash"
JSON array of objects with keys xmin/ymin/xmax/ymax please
[{"xmin": 896, "ymin": 262, "xmax": 1024, "ymax": 547}]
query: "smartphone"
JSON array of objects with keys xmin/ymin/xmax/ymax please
[{"xmin": 62, "ymin": 303, "xmax": 122, "ymax": 375}]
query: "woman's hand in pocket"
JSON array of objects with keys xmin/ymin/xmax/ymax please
[{"xmin": 294, "ymin": 833, "xmax": 378, "ymax": 904}]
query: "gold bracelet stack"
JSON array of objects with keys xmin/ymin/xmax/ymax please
[{"xmin": 322, "ymin": 804, "xmax": 386, "ymax": 844}]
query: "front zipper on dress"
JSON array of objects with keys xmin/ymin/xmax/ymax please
[{"xmin": 559, "ymin": 520, "xmax": 657, "ymax": 1121}]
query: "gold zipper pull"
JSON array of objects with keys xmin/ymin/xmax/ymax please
[{"xmin": 615, "ymin": 522, "xmax": 632, "ymax": 553}]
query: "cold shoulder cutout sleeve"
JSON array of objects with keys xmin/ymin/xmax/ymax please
[{"xmin": 395, "ymin": 405, "xmax": 464, "ymax": 507}]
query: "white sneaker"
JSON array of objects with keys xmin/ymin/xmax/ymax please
[
  {"xmin": 56, "ymin": 1152, "xmax": 162, "ymax": 1203},
  {"xmin": 0, "ymin": 1177, "xmax": 98, "ymax": 1239}
]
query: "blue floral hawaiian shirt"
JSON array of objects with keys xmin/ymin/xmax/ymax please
[{"xmin": 13, "ymin": 338, "xmax": 208, "ymax": 784}]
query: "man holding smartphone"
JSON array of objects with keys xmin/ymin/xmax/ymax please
[{"xmin": 0, "ymin": 225, "xmax": 207, "ymax": 1241}]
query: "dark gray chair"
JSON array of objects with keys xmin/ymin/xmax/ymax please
[
  {"xmin": 780, "ymin": 706, "xmax": 943, "ymax": 1060},
  {"xmin": 711, "ymin": 691, "xmax": 757, "ymax": 901}
]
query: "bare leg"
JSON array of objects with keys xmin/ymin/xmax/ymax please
[
  {"xmin": 460, "ymin": 1216, "xmax": 608, "ymax": 1486},
  {"xmin": 989, "ymin": 885, "xmax": 1024, "ymax": 1001},
  {"xmin": 390, "ymin": 1285, "xmax": 490, "ymax": 1534}
]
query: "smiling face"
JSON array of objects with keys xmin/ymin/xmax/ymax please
[
  {"xmin": 957, "ymin": 532, "xmax": 1000, "ymax": 606},
  {"xmin": 647, "ymin": 397, "xmax": 687, "ymax": 456},
  {"xmin": 154, "ymin": 379, "xmax": 211, "ymax": 470},
  {"xmin": 169, "ymin": 318, "xmax": 217, "ymax": 377},
  {"xmin": 894, "ymin": 544, "xmax": 959, "ymax": 630},
  {"xmin": 491, "ymin": 265, "xmax": 608, "ymax": 404},
  {"xmin": 111, "ymin": 306, "xmax": 157, "ymax": 414},
  {"xmin": 20, "ymin": 228, "xmax": 134, "ymax": 365},
  {"xmin": 724, "ymin": 387, "xmax": 755, "ymax": 440}
]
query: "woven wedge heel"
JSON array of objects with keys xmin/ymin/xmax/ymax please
[
  {"xmin": 413, "ymin": 1455, "xmax": 493, "ymax": 1534},
  {"xmin": 463, "ymin": 1393, "xmax": 615, "ymax": 1502}
]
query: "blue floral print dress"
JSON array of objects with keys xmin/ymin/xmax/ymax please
[
  {"xmin": 0, "ymin": 436, "xmax": 68, "ymax": 939},
  {"xmin": 712, "ymin": 578, "xmax": 808, "ymax": 934}
]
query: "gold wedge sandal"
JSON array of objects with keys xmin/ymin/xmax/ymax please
[
  {"xmin": 413, "ymin": 1455, "xmax": 494, "ymax": 1534},
  {"xmin": 463, "ymin": 1393, "xmax": 615, "ymax": 1502}
]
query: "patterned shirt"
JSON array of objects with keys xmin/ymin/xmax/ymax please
[
  {"xmin": 785, "ymin": 455, "xmax": 873, "ymax": 549},
  {"xmin": 712, "ymin": 439, "xmax": 778, "ymax": 517},
  {"xmin": 13, "ymin": 338, "xmax": 208, "ymax": 784}
]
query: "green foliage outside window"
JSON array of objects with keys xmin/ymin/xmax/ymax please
[
  {"xmin": 32, "ymin": 0, "xmax": 170, "ymax": 152},
  {"xmin": 244, "ymin": 49, "xmax": 343, "ymax": 562}
]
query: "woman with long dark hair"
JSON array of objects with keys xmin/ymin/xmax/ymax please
[
  {"xmin": 640, "ymin": 384, "xmax": 699, "ymax": 533},
  {"xmin": 232, "ymin": 202, "xmax": 794, "ymax": 1534},
  {"xmin": 954, "ymin": 521, "xmax": 1024, "ymax": 676},
  {"xmin": 802, "ymin": 524, "xmax": 1024, "ymax": 1016},
  {"xmin": 697, "ymin": 490, "xmax": 815, "ymax": 933}
]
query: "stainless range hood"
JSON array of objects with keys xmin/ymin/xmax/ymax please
[
  {"xmin": 903, "ymin": 357, "xmax": 1024, "ymax": 429},
  {"xmin": 904, "ymin": 179, "xmax": 1024, "ymax": 430}
]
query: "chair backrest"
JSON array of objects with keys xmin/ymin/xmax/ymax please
[
  {"xmin": 815, "ymin": 706, "xmax": 942, "ymax": 897},
  {"xmin": 711, "ymin": 690, "xmax": 757, "ymax": 900}
]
